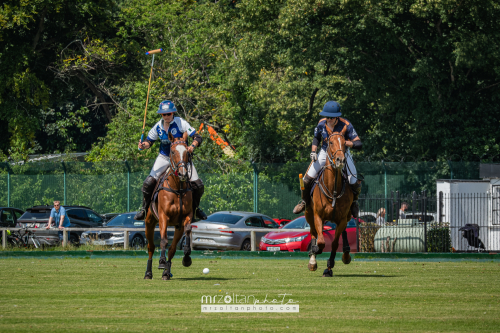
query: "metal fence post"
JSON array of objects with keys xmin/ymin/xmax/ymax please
[
  {"xmin": 423, "ymin": 190, "xmax": 428, "ymax": 252},
  {"xmin": 438, "ymin": 191, "xmax": 443, "ymax": 223},
  {"xmin": 390, "ymin": 191, "xmax": 394, "ymax": 223},
  {"xmin": 412, "ymin": 191, "xmax": 416, "ymax": 220},
  {"xmin": 7, "ymin": 167, "xmax": 10, "ymax": 207},
  {"xmin": 252, "ymin": 165, "xmax": 258, "ymax": 213},
  {"xmin": 383, "ymin": 162, "xmax": 387, "ymax": 218},
  {"xmin": 125, "ymin": 161, "xmax": 131, "ymax": 212},
  {"xmin": 62, "ymin": 162, "xmax": 67, "ymax": 205},
  {"xmin": 2, "ymin": 230, "xmax": 6, "ymax": 249},
  {"xmin": 396, "ymin": 190, "xmax": 400, "ymax": 224},
  {"xmin": 124, "ymin": 231, "xmax": 129, "ymax": 249},
  {"xmin": 251, "ymin": 230, "xmax": 256, "ymax": 251},
  {"xmin": 63, "ymin": 229, "xmax": 68, "ymax": 247}
]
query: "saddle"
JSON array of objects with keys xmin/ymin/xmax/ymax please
[{"xmin": 150, "ymin": 168, "xmax": 192, "ymax": 229}]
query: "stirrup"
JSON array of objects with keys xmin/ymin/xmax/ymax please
[{"xmin": 293, "ymin": 200, "xmax": 306, "ymax": 214}]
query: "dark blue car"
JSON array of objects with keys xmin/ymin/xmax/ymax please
[{"xmin": 79, "ymin": 212, "xmax": 173, "ymax": 249}]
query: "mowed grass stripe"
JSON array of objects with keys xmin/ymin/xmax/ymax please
[{"xmin": 0, "ymin": 258, "xmax": 499, "ymax": 332}]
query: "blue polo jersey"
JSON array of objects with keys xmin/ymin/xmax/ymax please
[
  {"xmin": 146, "ymin": 117, "xmax": 196, "ymax": 156},
  {"xmin": 313, "ymin": 117, "xmax": 360, "ymax": 151},
  {"xmin": 50, "ymin": 206, "xmax": 71, "ymax": 227}
]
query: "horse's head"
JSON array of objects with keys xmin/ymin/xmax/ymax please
[
  {"xmin": 327, "ymin": 131, "xmax": 346, "ymax": 170},
  {"xmin": 168, "ymin": 132, "xmax": 189, "ymax": 182}
]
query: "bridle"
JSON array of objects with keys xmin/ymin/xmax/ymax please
[
  {"xmin": 317, "ymin": 131, "xmax": 347, "ymax": 209},
  {"xmin": 168, "ymin": 140, "xmax": 192, "ymax": 180},
  {"xmin": 326, "ymin": 132, "xmax": 346, "ymax": 167}
]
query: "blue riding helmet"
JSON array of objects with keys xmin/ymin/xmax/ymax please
[
  {"xmin": 319, "ymin": 101, "xmax": 342, "ymax": 117},
  {"xmin": 157, "ymin": 100, "xmax": 178, "ymax": 114}
]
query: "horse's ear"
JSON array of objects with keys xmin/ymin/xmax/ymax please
[{"xmin": 168, "ymin": 132, "xmax": 174, "ymax": 142}]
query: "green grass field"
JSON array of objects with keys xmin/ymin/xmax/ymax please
[{"xmin": 0, "ymin": 257, "xmax": 499, "ymax": 332}]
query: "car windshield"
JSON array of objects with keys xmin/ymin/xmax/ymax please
[
  {"xmin": 283, "ymin": 217, "xmax": 308, "ymax": 229},
  {"xmin": 205, "ymin": 213, "xmax": 243, "ymax": 224},
  {"xmin": 20, "ymin": 210, "xmax": 51, "ymax": 219},
  {"xmin": 107, "ymin": 214, "xmax": 136, "ymax": 226}
]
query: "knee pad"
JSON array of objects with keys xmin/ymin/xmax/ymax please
[
  {"xmin": 142, "ymin": 176, "xmax": 156, "ymax": 194},
  {"xmin": 190, "ymin": 179, "xmax": 204, "ymax": 189}
]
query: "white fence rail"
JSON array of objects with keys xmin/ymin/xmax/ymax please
[{"xmin": 0, "ymin": 227, "xmax": 306, "ymax": 250}]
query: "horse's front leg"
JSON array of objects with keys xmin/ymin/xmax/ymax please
[
  {"xmin": 158, "ymin": 212, "xmax": 169, "ymax": 271},
  {"xmin": 181, "ymin": 215, "xmax": 192, "ymax": 267},
  {"xmin": 144, "ymin": 211, "xmax": 156, "ymax": 280},
  {"xmin": 306, "ymin": 208, "xmax": 319, "ymax": 271},
  {"xmin": 324, "ymin": 219, "xmax": 348, "ymax": 277}
]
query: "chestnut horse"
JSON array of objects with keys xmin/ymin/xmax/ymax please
[
  {"xmin": 143, "ymin": 134, "xmax": 194, "ymax": 280},
  {"xmin": 305, "ymin": 127, "xmax": 354, "ymax": 277}
]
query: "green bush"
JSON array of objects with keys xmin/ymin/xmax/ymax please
[{"xmin": 427, "ymin": 223, "xmax": 452, "ymax": 252}]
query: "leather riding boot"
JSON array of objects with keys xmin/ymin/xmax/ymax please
[
  {"xmin": 134, "ymin": 176, "xmax": 157, "ymax": 220},
  {"xmin": 190, "ymin": 179, "xmax": 208, "ymax": 220},
  {"xmin": 349, "ymin": 181, "xmax": 362, "ymax": 218},
  {"xmin": 292, "ymin": 175, "xmax": 314, "ymax": 214}
]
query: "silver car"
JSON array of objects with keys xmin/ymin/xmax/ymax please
[{"xmin": 189, "ymin": 211, "xmax": 280, "ymax": 251}]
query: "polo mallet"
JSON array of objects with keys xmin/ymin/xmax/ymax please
[{"xmin": 139, "ymin": 48, "xmax": 163, "ymax": 151}]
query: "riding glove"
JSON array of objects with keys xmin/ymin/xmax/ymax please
[{"xmin": 310, "ymin": 151, "xmax": 318, "ymax": 162}]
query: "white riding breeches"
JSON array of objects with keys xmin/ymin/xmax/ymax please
[
  {"xmin": 305, "ymin": 149, "xmax": 358, "ymax": 185},
  {"xmin": 149, "ymin": 154, "xmax": 199, "ymax": 181}
]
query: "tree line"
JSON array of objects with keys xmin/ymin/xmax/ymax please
[{"xmin": 1, "ymin": 0, "xmax": 499, "ymax": 164}]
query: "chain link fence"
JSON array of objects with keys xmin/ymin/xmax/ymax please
[{"xmin": 0, "ymin": 160, "xmax": 479, "ymax": 219}]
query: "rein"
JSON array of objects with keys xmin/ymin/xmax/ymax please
[
  {"xmin": 316, "ymin": 132, "xmax": 347, "ymax": 210},
  {"xmin": 152, "ymin": 140, "xmax": 192, "ymax": 228}
]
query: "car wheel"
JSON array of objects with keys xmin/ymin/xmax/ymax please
[
  {"xmin": 70, "ymin": 234, "xmax": 80, "ymax": 247},
  {"xmin": 131, "ymin": 235, "xmax": 145, "ymax": 249},
  {"xmin": 241, "ymin": 239, "xmax": 251, "ymax": 251}
]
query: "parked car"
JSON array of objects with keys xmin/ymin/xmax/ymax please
[
  {"xmin": 101, "ymin": 213, "xmax": 120, "ymax": 223},
  {"xmin": 259, "ymin": 216, "xmax": 358, "ymax": 252},
  {"xmin": 273, "ymin": 218, "xmax": 292, "ymax": 228},
  {"xmin": 358, "ymin": 212, "xmax": 377, "ymax": 223},
  {"xmin": 80, "ymin": 212, "xmax": 169, "ymax": 248},
  {"xmin": 16, "ymin": 205, "xmax": 105, "ymax": 245},
  {"xmin": 186, "ymin": 211, "xmax": 280, "ymax": 251},
  {"xmin": 0, "ymin": 207, "xmax": 24, "ymax": 228}
]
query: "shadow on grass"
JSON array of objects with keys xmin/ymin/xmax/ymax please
[
  {"xmin": 320, "ymin": 274, "xmax": 400, "ymax": 278},
  {"xmin": 174, "ymin": 277, "xmax": 248, "ymax": 281}
]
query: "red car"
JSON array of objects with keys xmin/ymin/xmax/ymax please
[
  {"xmin": 273, "ymin": 218, "xmax": 291, "ymax": 228},
  {"xmin": 260, "ymin": 216, "xmax": 358, "ymax": 252}
]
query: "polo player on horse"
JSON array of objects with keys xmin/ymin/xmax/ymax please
[
  {"xmin": 293, "ymin": 101, "xmax": 363, "ymax": 217},
  {"xmin": 135, "ymin": 100, "xmax": 207, "ymax": 221}
]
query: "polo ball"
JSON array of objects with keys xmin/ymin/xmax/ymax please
[{"xmin": 203, "ymin": 268, "xmax": 209, "ymax": 274}]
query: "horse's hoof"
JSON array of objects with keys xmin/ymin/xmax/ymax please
[
  {"xmin": 162, "ymin": 270, "xmax": 173, "ymax": 280},
  {"xmin": 158, "ymin": 258, "xmax": 167, "ymax": 270},
  {"xmin": 182, "ymin": 255, "xmax": 192, "ymax": 267},
  {"xmin": 144, "ymin": 271, "xmax": 153, "ymax": 280},
  {"xmin": 342, "ymin": 252, "xmax": 351, "ymax": 265},
  {"xmin": 322, "ymin": 269, "xmax": 333, "ymax": 277},
  {"xmin": 308, "ymin": 263, "xmax": 318, "ymax": 271}
]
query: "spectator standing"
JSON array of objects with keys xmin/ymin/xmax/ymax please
[
  {"xmin": 45, "ymin": 201, "xmax": 71, "ymax": 243},
  {"xmin": 399, "ymin": 202, "xmax": 408, "ymax": 219},
  {"xmin": 376, "ymin": 208, "xmax": 386, "ymax": 226}
]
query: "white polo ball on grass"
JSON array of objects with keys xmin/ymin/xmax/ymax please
[{"xmin": 203, "ymin": 268, "xmax": 209, "ymax": 274}]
